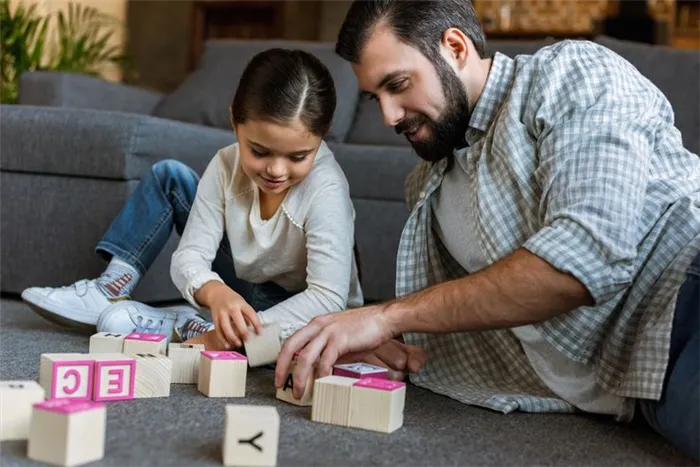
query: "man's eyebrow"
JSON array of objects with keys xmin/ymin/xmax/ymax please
[{"xmin": 362, "ymin": 70, "xmax": 409, "ymax": 98}]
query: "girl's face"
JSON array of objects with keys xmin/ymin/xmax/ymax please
[{"xmin": 234, "ymin": 118, "xmax": 322, "ymax": 197}]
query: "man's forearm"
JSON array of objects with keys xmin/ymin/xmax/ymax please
[{"xmin": 383, "ymin": 248, "xmax": 594, "ymax": 335}]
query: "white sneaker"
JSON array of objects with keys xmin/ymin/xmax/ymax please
[
  {"xmin": 21, "ymin": 279, "xmax": 122, "ymax": 332},
  {"xmin": 97, "ymin": 301, "xmax": 200, "ymax": 343}
]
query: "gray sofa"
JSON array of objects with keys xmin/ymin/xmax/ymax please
[{"xmin": 2, "ymin": 36, "xmax": 698, "ymax": 304}]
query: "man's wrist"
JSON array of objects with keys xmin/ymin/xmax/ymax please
[{"xmin": 380, "ymin": 300, "xmax": 406, "ymax": 338}]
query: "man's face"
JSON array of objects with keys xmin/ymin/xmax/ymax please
[{"xmin": 352, "ymin": 26, "xmax": 471, "ymax": 162}]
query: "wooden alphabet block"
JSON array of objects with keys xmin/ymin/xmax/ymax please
[
  {"xmin": 332, "ymin": 362, "xmax": 389, "ymax": 380},
  {"xmin": 91, "ymin": 354, "xmax": 136, "ymax": 401},
  {"xmin": 311, "ymin": 375, "xmax": 356, "ymax": 427},
  {"xmin": 130, "ymin": 353, "xmax": 172, "ymax": 398},
  {"xmin": 243, "ymin": 323, "xmax": 281, "ymax": 367},
  {"xmin": 168, "ymin": 343, "xmax": 205, "ymax": 384},
  {"xmin": 223, "ymin": 405, "xmax": 279, "ymax": 467},
  {"xmin": 0, "ymin": 381, "xmax": 45, "ymax": 440},
  {"xmin": 123, "ymin": 332, "xmax": 167, "ymax": 355},
  {"xmin": 39, "ymin": 354, "xmax": 94, "ymax": 401},
  {"xmin": 198, "ymin": 351, "xmax": 247, "ymax": 398},
  {"xmin": 88, "ymin": 332, "xmax": 126, "ymax": 353},
  {"xmin": 28, "ymin": 399, "xmax": 106, "ymax": 467},
  {"xmin": 347, "ymin": 378, "xmax": 406, "ymax": 433},
  {"xmin": 275, "ymin": 358, "xmax": 314, "ymax": 406}
]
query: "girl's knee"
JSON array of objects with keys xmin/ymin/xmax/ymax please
[{"xmin": 152, "ymin": 160, "xmax": 199, "ymax": 186}]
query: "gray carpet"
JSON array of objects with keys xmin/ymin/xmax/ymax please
[{"xmin": 0, "ymin": 298, "xmax": 693, "ymax": 466}]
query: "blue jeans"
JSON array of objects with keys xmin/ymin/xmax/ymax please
[
  {"xmin": 95, "ymin": 159, "xmax": 295, "ymax": 311},
  {"xmin": 637, "ymin": 252, "xmax": 699, "ymax": 462}
]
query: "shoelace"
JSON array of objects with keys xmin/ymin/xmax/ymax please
[{"xmin": 134, "ymin": 315, "xmax": 165, "ymax": 334}]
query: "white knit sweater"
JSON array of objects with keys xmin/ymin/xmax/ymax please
[{"xmin": 170, "ymin": 141, "xmax": 363, "ymax": 339}]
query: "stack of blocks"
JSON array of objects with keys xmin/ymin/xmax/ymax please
[{"xmin": 310, "ymin": 362, "xmax": 405, "ymax": 433}]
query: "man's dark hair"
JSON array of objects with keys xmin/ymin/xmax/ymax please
[
  {"xmin": 231, "ymin": 48, "xmax": 336, "ymax": 137},
  {"xmin": 335, "ymin": 0, "xmax": 489, "ymax": 65}
]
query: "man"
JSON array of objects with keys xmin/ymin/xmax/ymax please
[{"xmin": 274, "ymin": 0, "xmax": 700, "ymax": 459}]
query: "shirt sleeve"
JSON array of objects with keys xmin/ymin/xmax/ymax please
[
  {"xmin": 170, "ymin": 153, "xmax": 226, "ymax": 308},
  {"xmin": 522, "ymin": 42, "xmax": 670, "ymax": 305},
  {"xmin": 256, "ymin": 182, "xmax": 357, "ymax": 340}
]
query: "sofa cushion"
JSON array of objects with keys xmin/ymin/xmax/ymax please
[
  {"xmin": 595, "ymin": 35, "xmax": 699, "ymax": 154},
  {"xmin": 346, "ymin": 39, "xmax": 555, "ymax": 146},
  {"xmin": 153, "ymin": 40, "xmax": 360, "ymax": 143},
  {"xmin": 1, "ymin": 106, "xmax": 235, "ymax": 180}
]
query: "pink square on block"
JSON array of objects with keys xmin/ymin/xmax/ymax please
[
  {"xmin": 333, "ymin": 362, "xmax": 389, "ymax": 379},
  {"xmin": 125, "ymin": 332, "xmax": 166, "ymax": 342},
  {"xmin": 201, "ymin": 351, "xmax": 246, "ymax": 361},
  {"xmin": 50, "ymin": 360, "xmax": 94, "ymax": 401},
  {"xmin": 35, "ymin": 399, "xmax": 104, "ymax": 414},
  {"xmin": 93, "ymin": 359, "xmax": 136, "ymax": 401},
  {"xmin": 353, "ymin": 377, "xmax": 405, "ymax": 391}
]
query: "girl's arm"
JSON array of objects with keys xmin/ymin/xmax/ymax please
[
  {"xmin": 170, "ymin": 154, "xmax": 227, "ymax": 308},
  {"xmin": 257, "ymin": 182, "xmax": 357, "ymax": 340}
]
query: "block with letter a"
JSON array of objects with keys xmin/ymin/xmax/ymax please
[
  {"xmin": 28, "ymin": 399, "xmax": 106, "ymax": 467},
  {"xmin": 39, "ymin": 354, "xmax": 94, "ymax": 401},
  {"xmin": 123, "ymin": 332, "xmax": 167, "ymax": 355},
  {"xmin": 91, "ymin": 354, "xmax": 136, "ymax": 401},
  {"xmin": 276, "ymin": 353, "xmax": 314, "ymax": 406},
  {"xmin": 223, "ymin": 405, "xmax": 279, "ymax": 467},
  {"xmin": 0, "ymin": 380, "xmax": 45, "ymax": 441}
]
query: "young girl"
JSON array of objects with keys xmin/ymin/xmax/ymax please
[{"xmin": 22, "ymin": 48, "xmax": 363, "ymax": 350}]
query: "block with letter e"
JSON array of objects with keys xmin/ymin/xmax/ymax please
[{"xmin": 91, "ymin": 354, "xmax": 136, "ymax": 401}]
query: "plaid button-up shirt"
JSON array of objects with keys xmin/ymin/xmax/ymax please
[{"xmin": 399, "ymin": 40, "xmax": 700, "ymax": 420}]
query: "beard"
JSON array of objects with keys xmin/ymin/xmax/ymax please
[{"xmin": 395, "ymin": 57, "xmax": 471, "ymax": 163}]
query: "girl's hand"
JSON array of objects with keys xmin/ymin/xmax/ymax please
[{"xmin": 194, "ymin": 281, "xmax": 262, "ymax": 348}]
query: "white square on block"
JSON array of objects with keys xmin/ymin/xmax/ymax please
[
  {"xmin": 168, "ymin": 343, "xmax": 205, "ymax": 384},
  {"xmin": 332, "ymin": 362, "xmax": 389, "ymax": 380},
  {"xmin": 0, "ymin": 380, "xmax": 45, "ymax": 441},
  {"xmin": 243, "ymin": 323, "xmax": 281, "ymax": 367},
  {"xmin": 28, "ymin": 399, "xmax": 106, "ymax": 467},
  {"xmin": 223, "ymin": 405, "xmax": 279, "ymax": 467},
  {"xmin": 91, "ymin": 354, "xmax": 136, "ymax": 401},
  {"xmin": 89, "ymin": 332, "xmax": 126, "ymax": 353},
  {"xmin": 123, "ymin": 332, "xmax": 167, "ymax": 355},
  {"xmin": 39, "ymin": 354, "xmax": 94, "ymax": 401}
]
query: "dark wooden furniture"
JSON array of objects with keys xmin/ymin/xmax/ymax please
[{"xmin": 189, "ymin": 1, "xmax": 286, "ymax": 69}]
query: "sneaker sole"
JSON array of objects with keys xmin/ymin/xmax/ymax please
[{"xmin": 24, "ymin": 301, "xmax": 97, "ymax": 334}]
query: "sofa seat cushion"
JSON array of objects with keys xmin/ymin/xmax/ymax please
[
  {"xmin": 1, "ymin": 106, "xmax": 235, "ymax": 180},
  {"xmin": 153, "ymin": 40, "xmax": 360, "ymax": 143}
]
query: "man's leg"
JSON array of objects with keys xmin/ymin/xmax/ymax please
[
  {"xmin": 638, "ymin": 253, "xmax": 699, "ymax": 461},
  {"xmin": 22, "ymin": 160, "xmax": 201, "ymax": 330}
]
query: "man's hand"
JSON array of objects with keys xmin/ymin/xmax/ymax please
[
  {"xmin": 274, "ymin": 304, "xmax": 397, "ymax": 398},
  {"xmin": 338, "ymin": 339, "xmax": 427, "ymax": 381}
]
